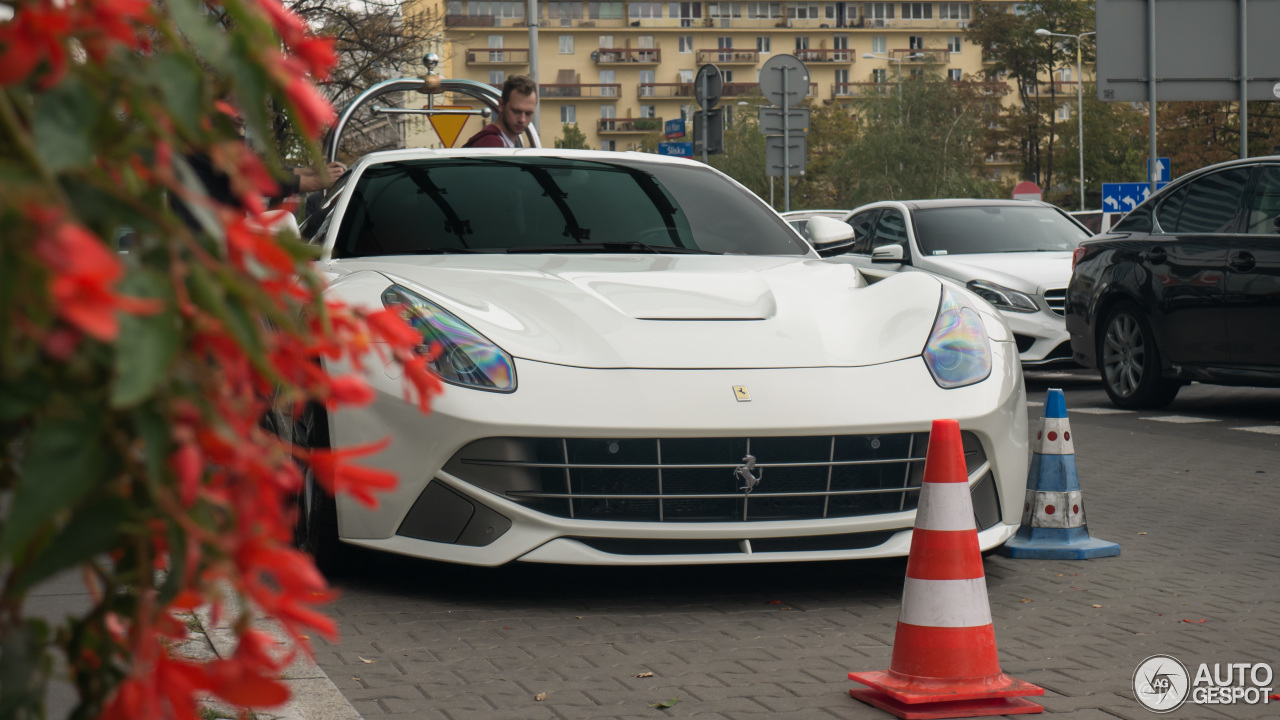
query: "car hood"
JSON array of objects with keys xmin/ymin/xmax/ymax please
[
  {"xmin": 916, "ymin": 252, "xmax": 1072, "ymax": 293},
  {"xmin": 327, "ymin": 254, "xmax": 944, "ymax": 369}
]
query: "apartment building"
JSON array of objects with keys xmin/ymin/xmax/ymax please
[{"xmin": 403, "ymin": 0, "xmax": 1081, "ymax": 170}]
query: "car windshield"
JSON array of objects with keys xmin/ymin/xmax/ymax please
[
  {"xmin": 911, "ymin": 205, "xmax": 1090, "ymax": 255},
  {"xmin": 332, "ymin": 156, "xmax": 809, "ymax": 257}
]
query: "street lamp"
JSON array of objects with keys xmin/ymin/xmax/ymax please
[
  {"xmin": 1035, "ymin": 28, "xmax": 1096, "ymax": 211},
  {"xmin": 862, "ymin": 52, "xmax": 924, "ymax": 124}
]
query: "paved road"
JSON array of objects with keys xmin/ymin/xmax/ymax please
[{"xmin": 313, "ymin": 372, "xmax": 1280, "ymax": 720}]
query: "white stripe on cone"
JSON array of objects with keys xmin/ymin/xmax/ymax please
[
  {"xmin": 899, "ymin": 577, "xmax": 994, "ymax": 627},
  {"xmin": 914, "ymin": 482, "xmax": 977, "ymax": 532},
  {"xmin": 1021, "ymin": 489, "xmax": 1086, "ymax": 529},
  {"xmin": 1035, "ymin": 418, "xmax": 1074, "ymax": 455}
]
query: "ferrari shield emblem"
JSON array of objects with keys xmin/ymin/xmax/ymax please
[{"xmin": 732, "ymin": 385, "xmax": 751, "ymax": 402}]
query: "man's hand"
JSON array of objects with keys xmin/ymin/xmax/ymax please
[{"xmin": 295, "ymin": 162, "xmax": 347, "ymax": 193}]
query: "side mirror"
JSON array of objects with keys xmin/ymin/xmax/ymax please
[
  {"xmin": 871, "ymin": 244, "xmax": 904, "ymax": 263},
  {"xmin": 805, "ymin": 215, "xmax": 855, "ymax": 251}
]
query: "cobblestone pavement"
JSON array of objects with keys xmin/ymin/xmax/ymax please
[{"xmin": 313, "ymin": 376, "xmax": 1280, "ymax": 720}]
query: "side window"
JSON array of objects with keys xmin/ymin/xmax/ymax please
[
  {"xmin": 872, "ymin": 209, "xmax": 908, "ymax": 249},
  {"xmin": 1169, "ymin": 167, "xmax": 1250, "ymax": 233},
  {"xmin": 846, "ymin": 210, "xmax": 878, "ymax": 254},
  {"xmin": 1112, "ymin": 204, "xmax": 1152, "ymax": 233},
  {"xmin": 1155, "ymin": 185, "xmax": 1189, "ymax": 233},
  {"xmin": 1245, "ymin": 165, "xmax": 1280, "ymax": 234}
]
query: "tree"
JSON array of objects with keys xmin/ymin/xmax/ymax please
[
  {"xmin": 0, "ymin": 0, "xmax": 440, "ymax": 717},
  {"xmin": 1052, "ymin": 84, "xmax": 1148, "ymax": 209},
  {"xmin": 555, "ymin": 122, "xmax": 589, "ymax": 149}
]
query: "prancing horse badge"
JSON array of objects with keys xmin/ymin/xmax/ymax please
[{"xmin": 732, "ymin": 385, "xmax": 751, "ymax": 402}]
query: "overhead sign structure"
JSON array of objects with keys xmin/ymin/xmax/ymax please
[
  {"xmin": 426, "ymin": 105, "xmax": 474, "ymax": 148},
  {"xmin": 1147, "ymin": 157, "xmax": 1171, "ymax": 184},
  {"xmin": 664, "ymin": 118, "xmax": 686, "ymax": 140},
  {"xmin": 658, "ymin": 142, "xmax": 693, "ymax": 158},
  {"xmin": 1102, "ymin": 182, "xmax": 1170, "ymax": 212}
]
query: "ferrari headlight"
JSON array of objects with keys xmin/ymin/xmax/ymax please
[
  {"xmin": 381, "ymin": 285, "xmax": 516, "ymax": 392},
  {"xmin": 924, "ymin": 287, "xmax": 992, "ymax": 389},
  {"xmin": 966, "ymin": 280, "xmax": 1039, "ymax": 313}
]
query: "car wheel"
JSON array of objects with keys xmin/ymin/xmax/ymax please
[
  {"xmin": 1098, "ymin": 303, "xmax": 1181, "ymax": 409},
  {"xmin": 294, "ymin": 404, "xmax": 350, "ymax": 575}
]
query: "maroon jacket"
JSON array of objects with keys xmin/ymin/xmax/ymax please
[{"xmin": 462, "ymin": 123, "xmax": 514, "ymax": 148}]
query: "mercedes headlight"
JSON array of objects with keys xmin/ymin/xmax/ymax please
[
  {"xmin": 381, "ymin": 285, "xmax": 516, "ymax": 392},
  {"xmin": 924, "ymin": 287, "xmax": 992, "ymax": 389},
  {"xmin": 966, "ymin": 280, "xmax": 1039, "ymax": 313}
]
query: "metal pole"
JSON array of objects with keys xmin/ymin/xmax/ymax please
[
  {"xmin": 1148, "ymin": 0, "xmax": 1157, "ymax": 194},
  {"xmin": 528, "ymin": 0, "xmax": 539, "ymax": 134},
  {"xmin": 1239, "ymin": 0, "xmax": 1248, "ymax": 158},
  {"xmin": 701, "ymin": 72, "xmax": 708, "ymax": 164},
  {"xmin": 1077, "ymin": 39, "xmax": 1085, "ymax": 211},
  {"xmin": 782, "ymin": 64, "xmax": 790, "ymax": 212},
  {"xmin": 896, "ymin": 58, "xmax": 903, "ymax": 124}
]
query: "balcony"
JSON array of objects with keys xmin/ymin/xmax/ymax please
[
  {"xmin": 598, "ymin": 117, "xmax": 664, "ymax": 134},
  {"xmin": 719, "ymin": 82, "xmax": 818, "ymax": 98},
  {"xmin": 464, "ymin": 48, "xmax": 529, "ymax": 65},
  {"xmin": 794, "ymin": 49, "xmax": 855, "ymax": 64},
  {"xmin": 594, "ymin": 47, "xmax": 661, "ymax": 65},
  {"xmin": 445, "ymin": 14, "xmax": 527, "ymax": 27},
  {"xmin": 539, "ymin": 84, "xmax": 623, "ymax": 99},
  {"xmin": 850, "ymin": 17, "xmax": 969, "ymax": 29},
  {"xmin": 831, "ymin": 82, "xmax": 891, "ymax": 99},
  {"xmin": 889, "ymin": 48, "xmax": 952, "ymax": 63},
  {"xmin": 695, "ymin": 49, "xmax": 760, "ymax": 64},
  {"xmin": 639, "ymin": 83, "xmax": 693, "ymax": 98}
]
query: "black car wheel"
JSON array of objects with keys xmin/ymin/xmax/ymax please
[
  {"xmin": 1099, "ymin": 303, "xmax": 1182, "ymax": 409},
  {"xmin": 294, "ymin": 404, "xmax": 351, "ymax": 574}
]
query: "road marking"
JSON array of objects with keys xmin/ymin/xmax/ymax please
[
  {"xmin": 1141, "ymin": 415, "xmax": 1218, "ymax": 424},
  {"xmin": 1233, "ymin": 426, "xmax": 1280, "ymax": 435},
  {"xmin": 1071, "ymin": 407, "xmax": 1135, "ymax": 415}
]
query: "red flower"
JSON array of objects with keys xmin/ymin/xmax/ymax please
[
  {"xmin": 329, "ymin": 375, "xmax": 374, "ymax": 406},
  {"xmin": 293, "ymin": 35, "xmax": 337, "ymax": 81},
  {"xmin": 283, "ymin": 75, "xmax": 335, "ymax": 137},
  {"xmin": 0, "ymin": 5, "xmax": 72, "ymax": 88},
  {"xmin": 304, "ymin": 438, "xmax": 397, "ymax": 508},
  {"xmin": 170, "ymin": 443, "xmax": 204, "ymax": 507}
]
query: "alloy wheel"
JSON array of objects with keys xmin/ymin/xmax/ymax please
[{"xmin": 1102, "ymin": 312, "xmax": 1143, "ymax": 398}]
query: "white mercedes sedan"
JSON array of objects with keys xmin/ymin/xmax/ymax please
[{"xmin": 294, "ymin": 149, "xmax": 1027, "ymax": 568}]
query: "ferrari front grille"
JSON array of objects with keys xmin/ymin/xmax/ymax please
[{"xmin": 442, "ymin": 432, "xmax": 990, "ymax": 523}]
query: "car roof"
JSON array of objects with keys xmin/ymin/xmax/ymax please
[
  {"xmin": 780, "ymin": 209, "xmax": 848, "ymax": 219},
  {"xmin": 349, "ymin": 146, "xmax": 707, "ymax": 170},
  {"xmin": 845, "ymin": 198, "xmax": 1057, "ymax": 215}
]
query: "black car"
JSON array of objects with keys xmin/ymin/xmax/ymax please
[{"xmin": 1066, "ymin": 156, "xmax": 1280, "ymax": 408}]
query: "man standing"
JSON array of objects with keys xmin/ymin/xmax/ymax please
[{"xmin": 463, "ymin": 75, "xmax": 538, "ymax": 148}]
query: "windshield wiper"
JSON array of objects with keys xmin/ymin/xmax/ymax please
[{"xmin": 506, "ymin": 242, "xmax": 721, "ymax": 254}]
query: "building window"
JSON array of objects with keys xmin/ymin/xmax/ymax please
[
  {"xmin": 795, "ymin": 36, "xmax": 810, "ymax": 50},
  {"xmin": 745, "ymin": 2, "xmax": 781, "ymax": 17},
  {"xmin": 639, "ymin": 68, "xmax": 656, "ymax": 94},
  {"xmin": 588, "ymin": 1, "xmax": 623, "ymax": 17},
  {"xmin": 866, "ymin": 2, "xmax": 893, "ymax": 20},
  {"xmin": 679, "ymin": 35, "xmax": 693, "ymax": 52},
  {"xmin": 948, "ymin": 35, "xmax": 961, "ymax": 53},
  {"xmin": 900, "ymin": 2, "xmax": 931, "ymax": 19},
  {"xmin": 602, "ymin": 140, "xmax": 617, "ymax": 151},
  {"xmin": 678, "ymin": 68, "xmax": 695, "ymax": 82},
  {"xmin": 872, "ymin": 68, "xmax": 887, "ymax": 83},
  {"xmin": 825, "ymin": 3, "xmax": 836, "ymax": 19},
  {"xmin": 835, "ymin": 68, "xmax": 849, "ymax": 84},
  {"xmin": 948, "ymin": 68, "xmax": 962, "ymax": 81},
  {"xmin": 490, "ymin": 70, "xmax": 507, "ymax": 86},
  {"xmin": 599, "ymin": 69, "xmax": 616, "ymax": 95},
  {"xmin": 600, "ymin": 105, "xmax": 616, "ymax": 118},
  {"xmin": 561, "ymin": 105, "xmax": 576, "ymax": 123},
  {"xmin": 757, "ymin": 36, "xmax": 771, "ymax": 53},
  {"xmin": 467, "ymin": 1, "xmax": 525, "ymax": 17},
  {"xmin": 680, "ymin": 103, "xmax": 692, "ymax": 119},
  {"xmin": 671, "ymin": 1, "xmax": 702, "ymax": 25},
  {"xmin": 1056, "ymin": 103, "xmax": 1070, "ymax": 121},
  {"xmin": 640, "ymin": 104, "xmax": 656, "ymax": 118},
  {"xmin": 1057, "ymin": 67, "xmax": 1072, "ymax": 82},
  {"xmin": 938, "ymin": 2, "xmax": 969, "ymax": 19},
  {"xmin": 630, "ymin": 2, "xmax": 661, "ymax": 17},
  {"xmin": 908, "ymin": 35, "xmax": 924, "ymax": 49},
  {"xmin": 708, "ymin": 2, "xmax": 742, "ymax": 19},
  {"xmin": 559, "ymin": 35, "xmax": 574, "ymax": 53},
  {"xmin": 833, "ymin": 34, "xmax": 848, "ymax": 51},
  {"xmin": 721, "ymin": 69, "xmax": 734, "ymax": 82},
  {"xmin": 788, "ymin": 3, "xmax": 819, "ymax": 18},
  {"xmin": 547, "ymin": 2, "xmax": 583, "ymax": 21},
  {"xmin": 872, "ymin": 35, "xmax": 886, "ymax": 54}
]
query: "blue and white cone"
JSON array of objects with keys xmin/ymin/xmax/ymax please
[{"xmin": 999, "ymin": 389, "xmax": 1121, "ymax": 560}]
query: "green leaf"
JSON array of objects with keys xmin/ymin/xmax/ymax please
[
  {"xmin": 0, "ymin": 378, "xmax": 50, "ymax": 422},
  {"xmin": 167, "ymin": 0, "xmax": 230, "ymax": 71},
  {"xmin": 649, "ymin": 695, "xmax": 681, "ymax": 709},
  {"xmin": 112, "ymin": 268, "xmax": 178, "ymax": 408},
  {"xmin": 0, "ymin": 619, "xmax": 52, "ymax": 720},
  {"xmin": 133, "ymin": 403, "xmax": 170, "ymax": 485},
  {"xmin": 12, "ymin": 498, "xmax": 130, "ymax": 594},
  {"xmin": 0, "ymin": 412, "xmax": 110, "ymax": 561},
  {"xmin": 147, "ymin": 53, "xmax": 205, "ymax": 137},
  {"xmin": 32, "ymin": 78, "xmax": 98, "ymax": 172},
  {"xmin": 187, "ymin": 264, "xmax": 263, "ymax": 358}
]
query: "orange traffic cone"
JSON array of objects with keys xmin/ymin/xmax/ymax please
[{"xmin": 848, "ymin": 419, "xmax": 1045, "ymax": 719}]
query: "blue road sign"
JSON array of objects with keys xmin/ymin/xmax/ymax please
[
  {"xmin": 1102, "ymin": 181, "xmax": 1169, "ymax": 212},
  {"xmin": 664, "ymin": 118, "xmax": 686, "ymax": 140},
  {"xmin": 1147, "ymin": 157, "xmax": 1171, "ymax": 183},
  {"xmin": 658, "ymin": 142, "xmax": 692, "ymax": 157}
]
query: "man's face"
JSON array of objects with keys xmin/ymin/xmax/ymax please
[{"xmin": 499, "ymin": 90, "xmax": 537, "ymax": 137}]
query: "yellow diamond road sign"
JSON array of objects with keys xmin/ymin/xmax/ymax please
[{"xmin": 427, "ymin": 106, "xmax": 473, "ymax": 148}]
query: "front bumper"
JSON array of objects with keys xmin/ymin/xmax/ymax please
[
  {"xmin": 1003, "ymin": 308, "xmax": 1073, "ymax": 366},
  {"xmin": 329, "ymin": 343, "xmax": 1027, "ymax": 566}
]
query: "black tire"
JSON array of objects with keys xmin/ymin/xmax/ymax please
[
  {"xmin": 294, "ymin": 404, "xmax": 351, "ymax": 575},
  {"xmin": 1097, "ymin": 303, "xmax": 1182, "ymax": 409}
]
